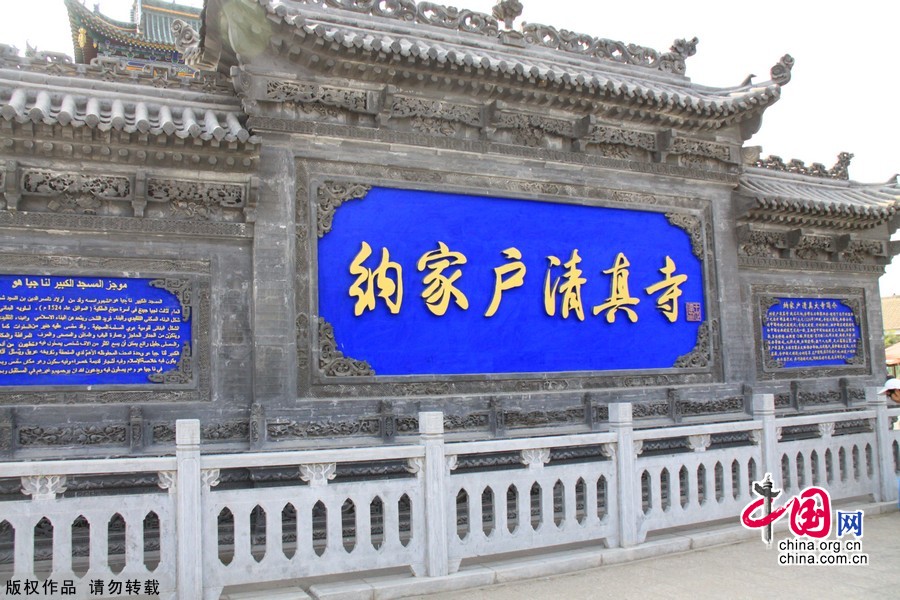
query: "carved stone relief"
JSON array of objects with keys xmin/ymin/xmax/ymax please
[
  {"xmin": 18, "ymin": 425, "xmax": 127, "ymax": 447},
  {"xmin": 317, "ymin": 318, "xmax": 374, "ymax": 377},
  {"xmin": 316, "ymin": 182, "xmax": 371, "ymax": 238},
  {"xmin": 267, "ymin": 81, "xmax": 368, "ymax": 113},
  {"xmin": 146, "ymin": 179, "xmax": 246, "ymax": 221}
]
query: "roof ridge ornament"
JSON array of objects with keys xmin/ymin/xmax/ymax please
[
  {"xmin": 291, "ymin": 0, "xmax": 698, "ymax": 74},
  {"xmin": 172, "ymin": 18, "xmax": 201, "ymax": 66},
  {"xmin": 492, "ymin": 0, "xmax": 523, "ymax": 30},
  {"xmin": 770, "ymin": 54, "xmax": 794, "ymax": 85},
  {"xmin": 754, "ymin": 152, "xmax": 853, "ymax": 180}
]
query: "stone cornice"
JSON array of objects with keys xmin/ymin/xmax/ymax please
[{"xmin": 252, "ymin": 115, "xmax": 741, "ymax": 184}]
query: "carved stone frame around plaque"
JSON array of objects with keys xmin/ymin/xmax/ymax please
[
  {"xmin": 0, "ymin": 253, "xmax": 211, "ymax": 404},
  {"xmin": 752, "ymin": 285, "xmax": 869, "ymax": 381},
  {"xmin": 297, "ymin": 161, "xmax": 722, "ymax": 399}
]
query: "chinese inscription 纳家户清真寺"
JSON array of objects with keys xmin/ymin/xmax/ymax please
[{"xmin": 317, "ymin": 187, "xmax": 706, "ymax": 376}]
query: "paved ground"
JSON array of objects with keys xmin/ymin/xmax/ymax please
[{"xmin": 412, "ymin": 508, "xmax": 900, "ymax": 600}]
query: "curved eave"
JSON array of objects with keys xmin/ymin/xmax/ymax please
[
  {"xmin": 0, "ymin": 80, "xmax": 257, "ymax": 145},
  {"xmin": 738, "ymin": 169, "xmax": 899, "ymax": 230},
  {"xmin": 262, "ymin": 22, "xmax": 783, "ymax": 130}
]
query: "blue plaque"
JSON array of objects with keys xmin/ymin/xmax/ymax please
[
  {"xmin": 0, "ymin": 276, "xmax": 192, "ymax": 386},
  {"xmin": 761, "ymin": 298, "xmax": 860, "ymax": 368},
  {"xmin": 317, "ymin": 187, "xmax": 706, "ymax": 376}
]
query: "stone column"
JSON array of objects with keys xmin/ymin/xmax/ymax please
[
  {"xmin": 867, "ymin": 387, "xmax": 898, "ymax": 503},
  {"xmin": 419, "ymin": 411, "xmax": 450, "ymax": 577},
  {"xmin": 609, "ymin": 402, "xmax": 638, "ymax": 548},
  {"xmin": 752, "ymin": 393, "xmax": 779, "ymax": 483},
  {"xmin": 175, "ymin": 420, "xmax": 202, "ymax": 599},
  {"xmin": 252, "ymin": 144, "xmax": 297, "ymax": 405}
]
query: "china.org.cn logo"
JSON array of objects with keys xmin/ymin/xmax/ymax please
[{"xmin": 740, "ymin": 474, "xmax": 868, "ymax": 566}]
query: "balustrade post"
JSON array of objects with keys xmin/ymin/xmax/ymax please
[
  {"xmin": 609, "ymin": 402, "xmax": 638, "ymax": 547},
  {"xmin": 867, "ymin": 387, "xmax": 898, "ymax": 503},
  {"xmin": 419, "ymin": 411, "xmax": 449, "ymax": 577},
  {"xmin": 175, "ymin": 419, "xmax": 203, "ymax": 599},
  {"xmin": 751, "ymin": 393, "xmax": 778, "ymax": 483}
]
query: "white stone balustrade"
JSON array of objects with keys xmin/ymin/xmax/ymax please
[{"xmin": 0, "ymin": 392, "xmax": 896, "ymax": 598}]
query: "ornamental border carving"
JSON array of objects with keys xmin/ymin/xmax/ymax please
[
  {"xmin": 300, "ymin": 162, "xmax": 721, "ymax": 397},
  {"xmin": 253, "ymin": 117, "xmax": 740, "ymax": 185},
  {"xmin": 752, "ymin": 285, "xmax": 870, "ymax": 381},
  {"xmin": 0, "ymin": 254, "xmax": 212, "ymax": 405}
]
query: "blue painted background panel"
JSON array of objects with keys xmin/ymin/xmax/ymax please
[
  {"xmin": 0, "ymin": 276, "xmax": 191, "ymax": 386},
  {"xmin": 761, "ymin": 298, "xmax": 860, "ymax": 368},
  {"xmin": 318, "ymin": 187, "xmax": 705, "ymax": 375}
]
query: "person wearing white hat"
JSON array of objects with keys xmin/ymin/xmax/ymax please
[{"xmin": 877, "ymin": 379, "xmax": 900, "ymax": 404}]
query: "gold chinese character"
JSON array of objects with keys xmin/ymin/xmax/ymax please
[
  {"xmin": 349, "ymin": 241, "xmax": 403, "ymax": 316},
  {"xmin": 417, "ymin": 241, "xmax": 468, "ymax": 316},
  {"xmin": 644, "ymin": 256, "xmax": 688, "ymax": 323},
  {"xmin": 485, "ymin": 247, "xmax": 526, "ymax": 317},
  {"xmin": 592, "ymin": 252, "xmax": 639, "ymax": 323},
  {"xmin": 544, "ymin": 249, "xmax": 586, "ymax": 320}
]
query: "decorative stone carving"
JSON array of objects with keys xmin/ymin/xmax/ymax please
[
  {"xmin": 20, "ymin": 170, "xmax": 131, "ymax": 214},
  {"xmin": 676, "ymin": 397, "xmax": 744, "ymax": 416},
  {"xmin": 201, "ymin": 469, "xmax": 221, "ymax": 490},
  {"xmin": 146, "ymin": 179, "xmax": 245, "ymax": 220},
  {"xmin": 147, "ymin": 342, "xmax": 193, "ymax": 385},
  {"xmin": 391, "ymin": 96, "xmax": 482, "ymax": 127},
  {"xmin": 157, "ymin": 471, "xmax": 176, "ymax": 493},
  {"xmin": 405, "ymin": 457, "xmax": 424, "ymax": 475},
  {"xmin": 633, "ymin": 440, "xmax": 644, "ymax": 456},
  {"xmin": 444, "ymin": 413, "xmax": 489, "ymax": 431},
  {"xmin": 201, "ymin": 421, "xmax": 250, "ymax": 441},
  {"xmin": 0, "ymin": 408, "xmax": 12, "ymax": 454},
  {"xmin": 840, "ymin": 240, "xmax": 884, "ymax": 264},
  {"xmin": 300, "ymin": 463, "xmax": 337, "ymax": 487},
  {"xmin": 674, "ymin": 321, "xmax": 712, "ymax": 368},
  {"xmin": 520, "ymin": 448, "xmax": 551, "ymax": 468},
  {"xmin": 521, "ymin": 23, "xmax": 697, "ymax": 74},
  {"xmin": 18, "ymin": 425, "xmax": 127, "ymax": 447},
  {"xmin": 318, "ymin": 317, "xmax": 374, "ymax": 377},
  {"xmin": 267, "ymin": 417, "xmax": 380, "ymax": 440},
  {"xmin": 316, "ymin": 182, "xmax": 372, "ymax": 238},
  {"xmin": 21, "ymin": 475, "xmax": 67, "ymax": 500},
  {"xmin": 600, "ymin": 443, "xmax": 616, "ymax": 460},
  {"xmin": 171, "ymin": 19, "xmax": 202, "ymax": 65},
  {"xmin": 267, "ymin": 81, "xmax": 368, "ymax": 113},
  {"xmin": 492, "ymin": 0, "xmax": 523, "ymax": 29},
  {"xmin": 754, "ymin": 151, "xmax": 852, "ymax": 180},
  {"xmin": 666, "ymin": 213, "xmax": 704, "ymax": 258},
  {"xmin": 250, "ymin": 403, "xmax": 264, "ymax": 447},
  {"xmin": 818, "ymin": 422, "xmax": 835, "ymax": 438},
  {"xmin": 670, "ymin": 138, "xmax": 731, "ymax": 163},
  {"xmin": 129, "ymin": 406, "xmax": 143, "ymax": 451},
  {"xmin": 793, "ymin": 235, "xmax": 833, "ymax": 261},
  {"xmin": 658, "ymin": 37, "xmax": 699, "ymax": 75},
  {"xmin": 586, "ymin": 125, "xmax": 657, "ymax": 152},
  {"xmin": 738, "ymin": 230, "xmax": 785, "ymax": 258},
  {"xmin": 686, "ymin": 434, "xmax": 710, "ymax": 452},
  {"xmin": 149, "ymin": 279, "xmax": 193, "ymax": 321},
  {"xmin": 446, "ymin": 454, "xmax": 459, "ymax": 472},
  {"xmin": 770, "ymin": 54, "xmax": 795, "ymax": 86},
  {"xmin": 633, "ymin": 402, "xmax": 669, "ymax": 418}
]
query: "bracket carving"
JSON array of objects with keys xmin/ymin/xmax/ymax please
[
  {"xmin": 21, "ymin": 475, "xmax": 67, "ymax": 500},
  {"xmin": 300, "ymin": 462, "xmax": 337, "ymax": 487}
]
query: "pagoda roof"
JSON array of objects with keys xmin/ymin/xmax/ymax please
[
  {"xmin": 65, "ymin": 0, "xmax": 201, "ymax": 62},
  {"xmin": 196, "ymin": 0, "xmax": 794, "ymax": 132},
  {"xmin": 736, "ymin": 167, "xmax": 899, "ymax": 230}
]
